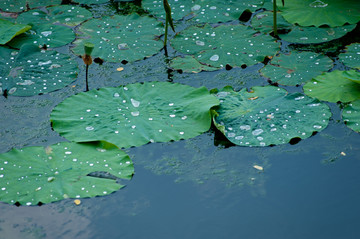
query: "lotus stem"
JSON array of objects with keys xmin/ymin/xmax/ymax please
[
  {"xmin": 82, "ymin": 43, "xmax": 94, "ymax": 92},
  {"xmin": 273, "ymin": 0, "xmax": 278, "ymax": 36}
]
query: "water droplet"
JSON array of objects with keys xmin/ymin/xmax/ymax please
[
  {"xmin": 240, "ymin": 125, "xmax": 251, "ymax": 130},
  {"xmin": 86, "ymin": 126, "xmax": 94, "ymax": 131},
  {"xmin": 210, "ymin": 54, "xmax": 219, "ymax": 61},
  {"xmin": 228, "ymin": 132, "xmax": 236, "ymax": 137},
  {"xmin": 191, "ymin": 4, "xmax": 201, "ymax": 11},
  {"xmin": 196, "ymin": 40, "xmax": 205, "ymax": 46},
  {"xmin": 179, "ymin": 132, "xmax": 184, "ymax": 135},
  {"xmin": 169, "ymin": 114, "xmax": 176, "ymax": 118},
  {"xmin": 65, "ymin": 151, "xmax": 72, "ymax": 155},
  {"xmin": 313, "ymin": 125, "xmax": 322, "ymax": 129},
  {"xmin": 114, "ymin": 93, "xmax": 120, "ymax": 97},
  {"xmin": 285, "ymin": 74, "xmax": 291, "ymax": 78},
  {"xmin": 181, "ymin": 116, "xmax": 187, "ymax": 120},
  {"xmin": 309, "ymin": 0, "xmax": 328, "ymax": 8},
  {"xmin": 252, "ymin": 129, "xmax": 263, "ymax": 136},
  {"xmin": 131, "ymin": 125, "xmax": 136, "ymax": 129},
  {"xmin": 131, "ymin": 111, "xmax": 140, "ymax": 117},
  {"xmin": 131, "ymin": 98, "xmax": 140, "ymax": 107}
]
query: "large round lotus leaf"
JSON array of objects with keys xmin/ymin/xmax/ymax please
[
  {"xmin": 338, "ymin": 43, "xmax": 360, "ymax": 70},
  {"xmin": 212, "ymin": 86, "xmax": 331, "ymax": 147},
  {"xmin": 251, "ymin": 11, "xmax": 356, "ymax": 44},
  {"xmin": 170, "ymin": 55, "xmax": 219, "ymax": 73},
  {"xmin": 0, "ymin": 141, "xmax": 134, "ymax": 205},
  {"xmin": 260, "ymin": 51, "xmax": 333, "ymax": 86},
  {"xmin": 0, "ymin": 0, "xmax": 61, "ymax": 12},
  {"xmin": 16, "ymin": 5, "xmax": 93, "ymax": 27},
  {"xmin": 303, "ymin": 70, "xmax": 360, "ymax": 103},
  {"xmin": 0, "ymin": 18, "xmax": 31, "ymax": 44},
  {"xmin": 51, "ymin": 82, "xmax": 219, "ymax": 149},
  {"xmin": 72, "ymin": 14, "xmax": 163, "ymax": 63},
  {"xmin": 171, "ymin": 24, "xmax": 280, "ymax": 68},
  {"xmin": 8, "ymin": 24, "xmax": 75, "ymax": 49},
  {"xmin": 142, "ymin": 0, "xmax": 264, "ymax": 22},
  {"xmin": 343, "ymin": 70, "xmax": 360, "ymax": 84},
  {"xmin": 0, "ymin": 44, "xmax": 77, "ymax": 96},
  {"xmin": 343, "ymin": 100, "xmax": 360, "ymax": 132},
  {"xmin": 277, "ymin": 0, "xmax": 360, "ymax": 27}
]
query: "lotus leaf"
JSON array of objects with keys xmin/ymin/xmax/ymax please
[
  {"xmin": 0, "ymin": 141, "xmax": 134, "ymax": 205},
  {"xmin": 16, "ymin": 5, "xmax": 93, "ymax": 27},
  {"xmin": 171, "ymin": 24, "xmax": 279, "ymax": 68},
  {"xmin": 170, "ymin": 55, "xmax": 219, "ymax": 73},
  {"xmin": 0, "ymin": 18, "xmax": 31, "ymax": 45},
  {"xmin": 343, "ymin": 70, "xmax": 360, "ymax": 84},
  {"xmin": 303, "ymin": 70, "xmax": 360, "ymax": 103},
  {"xmin": 251, "ymin": 11, "xmax": 356, "ymax": 44},
  {"xmin": 212, "ymin": 86, "xmax": 331, "ymax": 147},
  {"xmin": 8, "ymin": 24, "xmax": 75, "ymax": 49},
  {"xmin": 75, "ymin": 0, "xmax": 109, "ymax": 4},
  {"xmin": 277, "ymin": 0, "xmax": 360, "ymax": 27},
  {"xmin": 338, "ymin": 43, "xmax": 360, "ymax": 70},
  {"xmin": 51, "ymin": 82, "xmax": 219, "ymax": 149},
  {"xmin": 142, "ymin": 0, "xmax": 264, "ymax": 23},
  {"xmin": 343, "ymin": 100, "xmax": 360, "ymax": 132},
  {"xmin": 0, "ymin": 44, "xmax": 78, "ymax": 96},
  {"xmin": 0, "ymin": 0, "xmax": 61, "ymax": 12},
  {"xmin": 72, "ymin": 14, "xmax": 163, "ymax": 63},
  {"xmin": 260, "ymin": 51, "xmax": 333, "ymax": 86}
]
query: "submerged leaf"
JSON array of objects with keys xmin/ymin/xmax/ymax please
[
  {"xmin": 343, "ymin": 100, "xmax": 360, "ymax": 132},
  {"xmin": 0, "ymin": 141, "xmax": 134, "ymax": 205},
  {"xmin": 303, "ymin": 70, "xmax": 360, "ymax": 103},
  {"xmin": 213, "ymin": 86, "xmax": 331, "ymax": 147},
  {"xmin": 51, "ymin": 82, "xmax": 219, "ymax": 148},
  {"xmin": 170, "ymin": 55, "xmax": 219, "ymax": 73},
  {"xmin": 171, "ymin": 24, "xmax": 279, "ymax": 68},
  {"xmin": 260, "ymin": 51, "xmax": 332, "ymax": 86},
  {"xmin": 0, "ymin": 44, "xmax": 78, "ymax": 96}
]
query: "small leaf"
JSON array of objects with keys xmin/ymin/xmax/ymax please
[
  {"xmin": 338, "ymin": 43, "xmax": 360, "ymax": 70},
  {"xmin": 342, "ymin": 100, "xmax": 360, "ymax": 133},
  {"xmin": 0, "ymin": 18, "xmax": 31, "ymax": 45}
]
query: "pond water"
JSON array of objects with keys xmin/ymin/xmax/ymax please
[{"xmin": 1, "ymin": 1, "xmax": 360, "ymax": 238}]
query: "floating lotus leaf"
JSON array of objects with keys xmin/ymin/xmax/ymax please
[
  {"xmin": 0, "ymin": 44, "xmax": 77, "ymax": 96},
  {"xmin": 74, "ymin": 0, "xmax": 109, "ymax": 4},
  {"xmin": 0, "ymin": 0, "xmax": 61, "ymax": 12},
  {"xmin": 0, "ymin": 141, "xmax": 134, "ymax": 205},
  {"xmin": 338, "ymin": 43, "xmax": 360, "ymax": 69},
  {"xmin": 16, "ymin": 5, "xmax": 93, "ymax": 27},
  {"xmin": 0, "ymin": 18, "xmax": 31, "ymax": 44},
  {"xmin": 171, "ymin": 24, "xmax": 279, "ymax": 68},
  {"xmin": 51, "ymin": 82, "xmax": 219, "ymax": 149},
  {"xmin": 343, "ymin": 70, "xmax": 360, "ymax": 84},
  {"xmin": 251, "ymin": 11, "xmax": 356, "ymax": 44},
  {"xmin": 170, "ymin": 55, "xmax": 219, "ymax": 73},
  {"xmin": 277, "ymin": 0, "xmax": 360, "ymax": 27},
  {"xmin": 260, "ymin": 51, "xmax": 333, "ymax": 86},
  {"xmin": 303, "ymin": 70, "xmax": 360, "ymax": 103},
  {"xmin": 8, "ymin": 24, "xmax": 75, "ymax": 49},
  {"xmin": 72, "ymin": 14, "xmax": 163, "ymax": 62},
  {"xmin": 142, "ymin": 0, "xmax": 264, "ymax": 23},
  {"xmin": 343, "ymin": 100, "xmax": 360, "ymax": 132},
  {"xmin": 212, "ymin": 86, "xmax": 331, "ymax": 147}
]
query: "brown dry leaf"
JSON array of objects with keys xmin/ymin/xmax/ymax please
[
  {"xmin": 253, "ymin": 165, "xmax": 264, "ymax": 171},
  {"xmin": 74, "ymin": 199, "xmax": 81, "ymax": 205},
  {"xmin": 117, "ymin": 67, "xmax": 124, "ymax": 72}
]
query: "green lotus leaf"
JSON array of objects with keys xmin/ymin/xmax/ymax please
[
  {"xmin": 213, "ymin": 86, "xmax": 331, "ymax": 147},
  {"xmin": 343, "ymin": 100, "xmax": 360, "ymax": 132},
  {"xmin": 277, "ymin": 0, "xmax": 360, "ymax": 27},
  {"xmin": 74, "ymin": 0, "xmax": 109, "ymax": 4},
  {"xmin": 338, "ymin": 43, "xmax": 360, "ymax": 69},
  {"xmin": 260, "ymin": 51, "xmax": 333, "ymax": 86},
  {"xmin": 0, "ymin": 0, "xmax": 61, "ymax": 12},
  {"xmin": 170, "ymin": 55, "xmax": 219, "ymax": 73},
  {"xmin": 8, "ymin": 24, "xmax": 75, "ymax": 49},
  {"xmin": 343, "ymin": 70, "xmax": 360, "ymax": 84},
  {"xmin": 251, "ymin": 11, "xmax": 356, "ymax": 44},
  {"xmin": 16, "ymin": 5, "xmax": 93, "ymax": 27},
  {"xmin": 142, "ymin": 0, "xmax": 264, "ymax": 23},
  {"xmin": 171, "ymin": 24, "xmax": 280, "ymax": 68},
  {"xmin": 51, "ymin": 82, "xmax": 219, "ymax": 149},
  {"xmin": 72, "ymin": 14, "xmax": 163, "ymax": 63},
  {"xmin": 0, "ymin": 18, "xmax": 31, "ymax": 44},
  {"xmin": 0, "ymin": 44, "xmax": 78, "ymax": 96},
  {"xmin": 0, "ymin": 141, "xmax": 134, "ymax": 205},
  {"xmin": 303, "ymin": 70, "xmax": 360, "ymax": 103}
]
